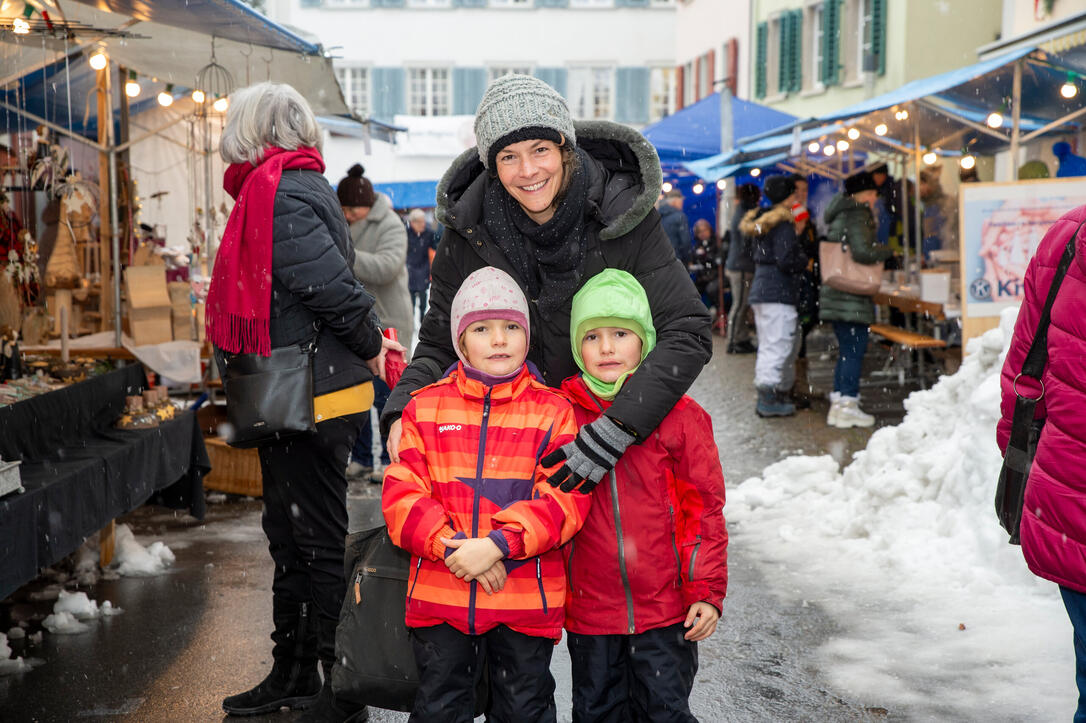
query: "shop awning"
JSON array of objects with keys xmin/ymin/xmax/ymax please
[{"xmin": 372, "ymin": 180, "xmax": 439, "ymax": 210}]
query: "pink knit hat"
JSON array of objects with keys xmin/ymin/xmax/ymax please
[{"xmin": 450, "ymin": 267, "xmax": 530, "ymax": 366}]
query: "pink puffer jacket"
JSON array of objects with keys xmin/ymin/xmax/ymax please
[{"xmin": 997, "ymin": 204, "xmax": 1086, "ymax": 594}]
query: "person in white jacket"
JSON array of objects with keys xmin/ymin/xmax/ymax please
[{"xmin": 338, "ymin": 163, "xmax": 413, "ymax": 480}]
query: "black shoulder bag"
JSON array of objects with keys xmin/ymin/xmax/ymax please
[
  {"xmin": 995, "ymin": 225, "xmax": 1080, "ymax": 544},
  {"xmin": 217, "ymin": 334, "xmax": 317, "ymax": 449}
]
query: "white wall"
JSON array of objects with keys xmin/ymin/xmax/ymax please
[{"xmin": 674, "ymin": 0, "xmax": 750, "ymax": 99}]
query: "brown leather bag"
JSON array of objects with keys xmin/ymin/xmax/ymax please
[{"xmin": 819, "ymin": 237, "xmax": 883, "ymax": 296}]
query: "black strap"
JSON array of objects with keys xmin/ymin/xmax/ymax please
[{"xmin": 1019, "ymin": 220, "xmax": 1082, "ymax": 380}]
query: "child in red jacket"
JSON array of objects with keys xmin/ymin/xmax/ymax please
[
  {"xmin": 382, "ymin": 266, "xmax": 589, "ymax": 721},
  {"xmin": 547, "ymin": 268, "xmax": 728, "ymax": 722}
]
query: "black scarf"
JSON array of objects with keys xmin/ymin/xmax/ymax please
[{"xmin": 482, "ymin": 147, "xmax": 589, "ymax": 313}]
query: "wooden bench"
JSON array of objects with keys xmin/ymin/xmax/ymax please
[{"xmin": 869, "ymin": 324, "xmax": 947, "ymax": 387}]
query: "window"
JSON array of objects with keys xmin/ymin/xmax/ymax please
[
  {"xmin": 843, "ymin": 0, "xmax": 873, "ymax": 83},
  {"xmin": 650, "ymin": 0, "xmax": 676, "ymax": 6},
  {"xmin": 649, "ymin": 67, "xmax": 676, "ymax": 121},
  {"xmin": 568, "ymin": 67, "xmax": 613, "ymax": 119},
  {"xmin": 682, "ymin": 60, "xmax": 693, "ymax": 107},
  {"xmin": 324, "ymin": 0, "xmax": 368, "ymax": 6},
  {"xmin": 696, "ymin": 53, "xmax": 711, "ymax": 100},
  {"xmin": 408, "ymin": 68, "xmax": 450, "ymax": 116},
  {"xmin": 407, "ymin": 0, "xmax": 452, "ymax": 6},
  {"xmin": 766, "ymin": 15, "xmax": 781, "ymax": 96},
  {"xmin": 335, "ymin": 66, "xmax": 370, "ymax": 117},
  {"xmin": 804, "ymin": 3, "xmax": 824, "ymax": 91},
  {"xmin": 489, "ymin": 66, "xmax": 532, "ymax": 82},
  {"xmin": 490, "ymin": 0, "xmax": 531, "ymax": 6},
  {"xmin": 571, "ymin": 0, "xmax": 614, "ymax": 8}
]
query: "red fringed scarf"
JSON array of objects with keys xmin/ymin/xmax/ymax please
[{"xmin": 205, "ymin": 146, "xmax": 325, "ymax": 356}]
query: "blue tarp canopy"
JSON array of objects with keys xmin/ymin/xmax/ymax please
[
  {"xmin": 373, "ymin": 181, "xmax": 439, "ymax": 210},
  {"xmin": 641, "ymin": 93, "xmax": 796, "ymax": 166}
]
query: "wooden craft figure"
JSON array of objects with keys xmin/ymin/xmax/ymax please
[{"xmin": 45, "ymin": 174, "xmax": 96, "ymax": 289}]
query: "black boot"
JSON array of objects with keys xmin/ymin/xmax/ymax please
[
  {"xmin": 295, "ymin": 661, "xmax": 369, "ymax": 723},
  {"xmin": 222, "ymin": 599, "xmax": 322, "ymax": 716}
]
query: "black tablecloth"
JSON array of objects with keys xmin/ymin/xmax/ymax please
[{"xmin": 0, "ymin": 364, "xmax": 210, "ymax": 600}]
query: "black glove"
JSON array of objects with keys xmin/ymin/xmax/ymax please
[{"xmin": 542, "ymin": 415, "xmax": 635, "ymax": 494}]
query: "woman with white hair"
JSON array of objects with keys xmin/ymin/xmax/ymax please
[
  {"xmin": 405, "ymin": 207, "xmax": 440, "ymax": 322},
  {"xmin": 208, "ymin": 81, "xmax": 395, "ymax": 722}
]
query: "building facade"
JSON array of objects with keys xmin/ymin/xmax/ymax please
[
  {"xmin": 750, "ymin": 0, "xmax": 1002, "ymax": 117},
  {"xmin": 674, "ymin": 0, "xmax": 751, "ymax": 104}
]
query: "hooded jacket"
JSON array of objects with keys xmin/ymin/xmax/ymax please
[
  {"xmin": 348, "ymin": 192, "xmax": 414, "ymax": 353},
  {"xmin": 998, "ymin": 204, "xmax": 1086, "ymax": 595},
  {"xmin": 380, "ymin": 121, "xmax": 712, "ymax": 441},
  {"xmin": 658, "ymin": 202, "xmax": 692, "ymax": 263},
  {"xmin": 562, "ymin": 270, "xmax": 727, "ymax": 635},
  {"xmin": 406, "ymin": 224, "xmax": 440, "ymax": 293},
  {"xmin": 819, "ymin": 193, "xmax": 893, "ymax": 325},
  {"xmin": 382, "ymin": 364, "xmax": 589, "ymax": 639},
  {"xmin": 741, "ymin": 204, "xmax": 807, "ymax": 306}
]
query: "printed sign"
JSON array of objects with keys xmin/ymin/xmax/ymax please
[{"xmin": 960, "ymin": 178, "xmax": 1086, "ymax": 317}]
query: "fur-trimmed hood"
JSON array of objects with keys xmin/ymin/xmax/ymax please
[
  {"xmin": 436, "ymin": 120, "xmax": 662, "ymax": 241},
  {"xmin": 738, "ymin": 204, "xmax": 792, "ymax": 238}
]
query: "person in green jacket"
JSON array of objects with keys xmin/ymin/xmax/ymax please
[{"xmin": 820, "ymin": 171, "xmax": 892, "ymax": 429}]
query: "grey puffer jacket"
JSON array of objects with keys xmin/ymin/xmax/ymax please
[
  {"xmin": 741, "ymin": 204, "xmax": 807, "ymax": 307},
  {"xmin": 348, "ymin": 192, "xmax": 414, "ymax": 359},
  {"xmin": 380, "ymin": 121, "xmax": 712, "ymax": 440},
  {"xmin": 266, "ymin": 169, "xmax": 383, "ymax": 396}
]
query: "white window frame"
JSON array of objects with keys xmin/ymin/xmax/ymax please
[
  {"xmin": 488, "ymin": 65, "xmax": 533, "ymax": 82},
  {"xmin": 858, "ymin": 0, "xmax": 874, "ymax": 76},
  {"xmin": 842, "ymin": 0, "xmax": 872, "ymax": 85},
  {"xmin": 650, "ymin": 0, "xmax": 676, "ymax": 7},
  {"xmin": 335, "ymin": 65, "xmax": 370, "ymax": 117},
  {"xmin": 682, "ymin": 60, "xmax": 693, "ymax": 107},
  {"xmin": 804, "ymin": 2, "xmax": 824, "ymax": 92},
  {"xmin": 696, "ymin": 53, "xmax": 711, "ymax": 100},
  {"xmin": 567, "ymin": 66, "xmax": 613, "ymax": 120},
  {"xmin": 324, "ymin": 0, "xmax": 368, "ymax": 7},
  {"xmin": 571, "ymin": 0, "xmax": 614, "ymax": 8},
  {"xmin": 649, "ymin": 66, "xmax": 676, "ymax": 122},
  {"xmin": 489, "ymin": 0, "xmax": 532, "ymax": 7},
  {"xmin": 407, "ymin": 0, "xmax": 453, "ymax": 7},
  {"xmin": 407, "ymin": 67, "xmax": 450, "ymax": 116}
]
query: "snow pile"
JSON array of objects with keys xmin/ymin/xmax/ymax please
[
  {"xmin": 52, "ymin": 590, "xmax": 122, "ymax": 620},
  {"xmin": 111, "ymin": 524, "xmax": 175, "ymax": 577},
  {"xmin": 730, "ymin": 307, "xmax": 1075, "ymax": 717},
  {"xmin": 0, "ymin": 633, "xmax": 31, "ymax": 675}
]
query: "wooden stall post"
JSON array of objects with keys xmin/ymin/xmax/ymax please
[{"xmin": 99, "ymin": 519, "xmax": 115, "ymax": 567}]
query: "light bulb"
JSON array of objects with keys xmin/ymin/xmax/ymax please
[
  {"xmin": 837, "ymin": 139, "xmax": 849, "ymax": 151},
  {"xmin": 923, "ymin": 151, "xmax": 938, "ymax": 165},
  {"xmin": 959, "ymin": 155, "xmax": 976, "ymax": 170},
  {"xmin": 899, "ymin": 109, "xmax": 909, "ymax": 121},
  {"xmin": 823, "ymin": 145, "xmax": 836, "ymax": 157},
  {"xmin": 89, "ymin": 50, "xmax": 108, "ymax": 71},
  {"xmin": 157, "ymin": 91, "xmax": 174, "ymax": 107},
  {"xmin": 716, "ymin": 179, "xmax": 727, "ymax": 190},
  {"xmin": 750, "ymin": 168, "xmax": 761, "ymax": 177},
  {"xmin": 875, "ymin": 123, "xmax": 888, "ymax": 136},
  {"xmin": 661, "ymin": 181, "xmax": 672, "ymax": 193},
  {"xmin": 13, "ymin": 18, "xmax": 30, "ymax": 34},
  {"xmin": 192, "ymin": 89, "xmax": 206, "ymax": 104},
  {"xmin": 213, "ymin": 97, "xmax": 229, "ymax": 113},
  {"xmin": 807, "ymin": 141, "xmax": 820, "ymax": 153},
  {"xmin": 986, "ymin": 112, "xmax": 1004, "ymax": 128},
  {"xmin": 125, "ymin": 80, "xmax": 141, "ymax": 98},
  {"xmin": 692, "ymin": 183, "xmax": 705, "ymax": 195},
  {"xmin": 1062, "ymin": 82, "xmax": 1078, "ymax": 99},
  {"xmin": 847, "ymin": 127, "xmax": 860, "ymax": 140}
]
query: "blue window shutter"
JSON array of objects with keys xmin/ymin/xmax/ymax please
[
  {"xmin": 872, "ymin": 0, "xmax": 887, "ymax": 76},
  {"xmin": 371, "ymin": 67, "xmax": 405, "ymax": 122},
  {"xmin": 790, "ymin": 9, "xmax": 803, "ymax": 92},
  {"xmin": 453, "ymin": 68, "xmax": 487, "ymax": 115},
  {"xmin": 821, "ymin": 0, "xmax": 840, "ymax": 86},
  {"xmin": 299, "ymin": 0, "xmax": 320, "ymax": 7},
  {"xmin": 453, "ymin": 0, "xmax": 486, "ymax": 7},
  {"xmin": 755, "ymin": 22, "xmax": 768, "ymax": 99},
  {"xmin": 535, "ymin": 0, "xmax": 569, "ymax": 6},
  {"xmin": 533, "ymin": 68, "xmax": 568, "ymax": 97},
  {"xmin": 373, "ymin": 0, "xmax": 405, "ymax": 7},
  {"xmin": 614, "ymin": 67, "xmax": 650, "ymax": 124},
  {"xmin": 615, "ymin": 0, "xmax": 650, "ymax": 6},
  {"xmin": 777, "ymin": 15, "xmax": 789, "ymax": 94}
]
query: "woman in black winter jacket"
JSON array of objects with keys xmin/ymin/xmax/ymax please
[
  {"xmin": 381, "ymin": 73, "xmax": 712, "ymax": 492},
  {"xmin": 208, "ymin": 82, "xmax": 396, "ymax": 723}
]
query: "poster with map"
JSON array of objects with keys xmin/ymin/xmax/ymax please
[{"xmin": 961, "ymin": 178, "xmax": 1086, "ymax": 317}]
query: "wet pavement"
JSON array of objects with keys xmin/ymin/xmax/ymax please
[{"xmin": 1, "ymin": 329, "xmax": 936, "ymax": 722}]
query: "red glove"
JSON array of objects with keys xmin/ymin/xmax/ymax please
[{"xmin": 383, "ymin": 328, "xmax": 406, "ymax": 389}]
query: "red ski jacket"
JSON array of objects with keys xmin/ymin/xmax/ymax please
[
  {"xmin": 383, "ymin": 364, "xmax": 589, "ymax": 639},
  {"xmin": 561, "ymin": 375, "xmax": 728, "ymax": 635}
]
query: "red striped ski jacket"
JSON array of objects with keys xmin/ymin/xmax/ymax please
[{"xmin": 383, "ymin": 363, "xmax": 588, "ymax": 638}]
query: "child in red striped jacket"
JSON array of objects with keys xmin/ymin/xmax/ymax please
[{"xmin": 382, "ymin": 266, "xmax": 590, "ymax": 721}]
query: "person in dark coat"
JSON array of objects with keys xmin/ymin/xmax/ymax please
[
  {"xmin": 725, "ymin": 183, "xmax": 760, "ymax": 354},
  {"xmin": 740, "ymin": 175, "xmax": 807, "ymax": 417},
  {"xmin": 381, "ymin": 73, "xmax": 712, "ymax": 498},
  {"xmin": 820, "ymin": 171, "xmax": 893, "ymax": 429},
  {"xmin": 209, "ymin": 82, "xmax": 397, "ymax": 723},
  {"xmin": 792, "ymin": 174, "xmax": 818, "ymax": 408},
  {"xmin": 659, "ymin": 188, "xmax": 692, "ymax": 264},
  {"xmin": 405, "ymin": 208, "xmax": 440, "ymax": 321}
]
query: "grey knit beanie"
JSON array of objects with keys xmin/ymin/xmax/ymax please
[{"xmin": 474, "ymin": 74, "xmax": 576, "ymax": 169}]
